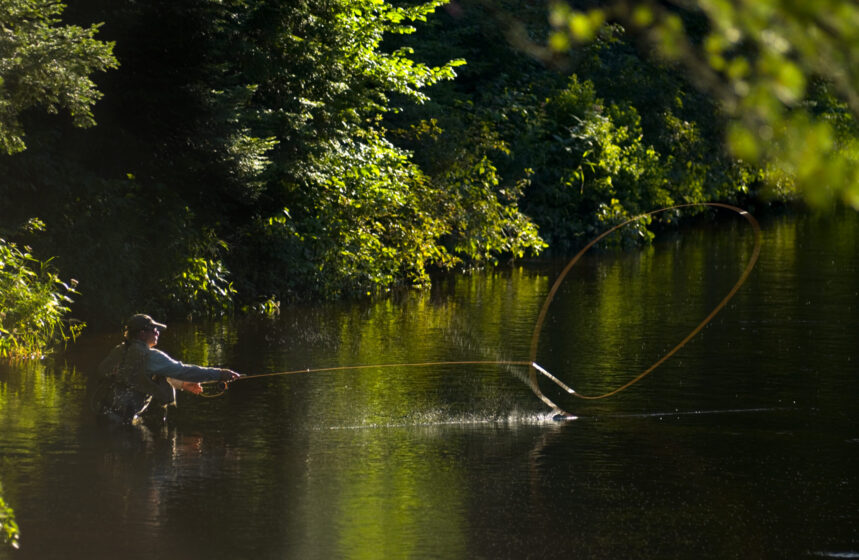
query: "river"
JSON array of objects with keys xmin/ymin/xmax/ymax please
[{"xmin": 1, "ymin": 209, "xmax": 857, "ymax": 559}]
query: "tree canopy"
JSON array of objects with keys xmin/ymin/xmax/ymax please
[
  {"xmin": 0, "ymin": 0, "xmax": 117, "ymax": 153},
  {"xmin": 1, "ymin": 0, "xmax": 858, "ymax": 343}
]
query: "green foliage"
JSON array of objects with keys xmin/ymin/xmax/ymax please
[
  {"xmin": 1, "ymin": 0, "xmax": 472, "ymax": 312},
  {"xmin": 0, "ymin": 0, "xmax": 117, "ymax": 153},
  {"xmin": 547, "ymin": 0, "xmax": 859, "ymax": 209},
  {"xmin": 168, "ymin": 256, "xmax": 236, "ymax": 317},
  {"xmin": 0, "ymin": 481, "xmax": 20, "ymax": 550},
  {"xmin": 0, "ymin": 234, "xmax": 84, "ymax": 359},
  {"xmin": 210, "ymin": 0, "xmax": 469, "ymax": 298},
  {"xmin": 520, "ymin": 75, "xmax": 672, "ymax": 247},
  {"xmin": 392, "ymin": 1, "xmax": 753, "ymax": 251},
  {"xmin": 300, "ymin": 131, "xmax": 454, "ymax": 296},
  {"xmin": 397, "ymin": 113, "xmax": 545, "ymax": 264},
  {"xmin": 167, "ymin": 0, "xmax": 537, "ymax": 300},
  {"xmin": 7, "ymin": 0, "xmax": 850, "ymax": 331}
]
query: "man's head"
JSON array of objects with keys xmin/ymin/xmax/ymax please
[{"xmin": 124, "ymin": 314, "xmax": 166, "ymax": 346}]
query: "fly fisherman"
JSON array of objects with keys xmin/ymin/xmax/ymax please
[{"xmin": 96, "ymin": 314, "xmax": 241, "ymax": 424}]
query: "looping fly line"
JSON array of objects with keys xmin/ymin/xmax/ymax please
[
  {"xmin": 204, "ymin": 203, "xmax": 761, "ymax": 414},
  {"xmin": 526, "ymin": 202, "xmax": 761, "ymax": 412}
]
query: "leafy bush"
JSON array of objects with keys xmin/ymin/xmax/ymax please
[{"xmin": 0, "ymin": 235, "xmax": 84, "ymax": 359}]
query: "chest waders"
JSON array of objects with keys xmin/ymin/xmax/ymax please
[{"xmin": 95, "ymin": 342, "xmax": 175, "ymax": 423}]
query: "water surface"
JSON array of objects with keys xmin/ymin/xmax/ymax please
[{"xmin": 1, "ymin": 210, "xmax": 857, "ymax": 559}]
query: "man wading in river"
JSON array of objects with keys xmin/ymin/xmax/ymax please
[{"xmin": 95, "ymin": 314, "xmax": 241, "ymax": 424}]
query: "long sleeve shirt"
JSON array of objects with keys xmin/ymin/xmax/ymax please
[
  {"xmin": 99, "ymin": 339, "xmax": 229, "ymax": 406},
  {"xmin": 146, "ymin": 346, "xmax": 229, "ymax": 382}
]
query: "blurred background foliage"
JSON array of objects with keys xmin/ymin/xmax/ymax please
[
  {"xmin": 1, "ymin": 0, "xmax": 858, "ymax": 355},
  {"xmin": 541, "ymin": 0, "xmax": 859, "ymax": 208}
]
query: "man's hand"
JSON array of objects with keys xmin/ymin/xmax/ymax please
[
  {"xmin": 182, "ymin": 381, "xmax": 204, "ymax": 395},
  {"xmin": 219, "ymin": 369, "xmax": 241, "ymax": 382}
]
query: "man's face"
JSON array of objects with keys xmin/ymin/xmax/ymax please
[{"xmin": 141, "ymin": 326, "xmax": 160, "ymax": 348}]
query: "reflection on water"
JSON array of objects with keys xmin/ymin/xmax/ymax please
[{"xmin": 1, "ymin": 210, "xmax": 858, "ymax": 559}]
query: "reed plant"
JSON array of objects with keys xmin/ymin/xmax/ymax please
[{"xmin": 0, "ymin": 237, "xmax": 84, "ymax": 360}]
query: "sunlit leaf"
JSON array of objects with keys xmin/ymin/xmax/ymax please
[{"xmin": 727, "ymin": 123, "xmax": 761, "ymax": 162}]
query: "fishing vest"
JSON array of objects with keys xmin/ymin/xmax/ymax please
[{"xmin": 103, "ymin": 341, "xmax": 176, "ymax": 405}]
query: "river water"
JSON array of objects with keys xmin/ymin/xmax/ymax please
[{"xmin": 1, "ymin": 210, "xmax": 857, "ymax": 559}]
